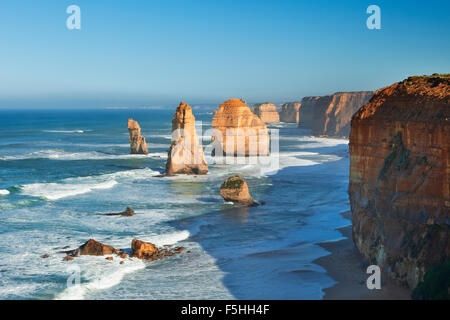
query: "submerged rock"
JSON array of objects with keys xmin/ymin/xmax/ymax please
[
  {"xmin": 165, "ymin": 102, "xmax": 208, "ymax": 175},
  {"xmin": 100, "ymin": 207, "xmax": 135, "ymax": 217},
  {"xmin": 349, "ymin": 74, "xmax": 450, "ymax": 289},
  {"xmin": 220, "ymin": 176, "xmax": 255, "ymax": 206},
  {"xmin": 252, "ymin": 103, "xmax": 280, "ymax": 123},
  {"xmin": 128, "ymin": 119, "xmax": 149, "ymax": 155},
  {"xmin": 212, "ymin": 99, "xmax": 270, "ymax": 156}
]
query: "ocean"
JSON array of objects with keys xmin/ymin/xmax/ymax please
[{"xmin": 0, "ymin": 108, "xmax": 351, "ymax": 299}]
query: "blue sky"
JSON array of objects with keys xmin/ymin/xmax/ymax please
[{"xmin": 0, "ymin": 0, "xmax": 449, "ymax": 108}]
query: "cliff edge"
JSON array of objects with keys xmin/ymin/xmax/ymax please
[{"xmin": 349, "ymin": 74, "xmax": 450, "ymax": 289}]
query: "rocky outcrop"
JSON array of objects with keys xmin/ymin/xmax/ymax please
[
  {"xmin": 349, "ymin": 74, "xmax": 450, "ymax": 289},
  {"xmin": 279, "ymin": 102, "xmax": 301, "ymax": 123},
  {"xmin": 165, "ymin": 102, "xmax": 208, "ymax": 175},
  {"xmin": 220, "ymin": 176, "xmax": 255, "ymax": 205},
  {"xmin": 131, "ymin": 239, "xmax": 185, "ymax": 261},
  {"xmin": 252, "ymin": 103, "xmax": 280, "ymax": 123},
  {"xmin": 128, "ymin": 119, "xmax": 149, "ymax": 155},
  {"xmin": 212, "ymin": 99, "xmax": 270, "ymax": 156},
  {"xmin": 311, "ymin": 91, "xmax": 374, "ymax": 138},
  {"xmin": 65, "ymin": 239, "xmax": 119, "ymax": 257}
]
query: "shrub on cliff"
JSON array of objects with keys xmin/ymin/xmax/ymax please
[{"xmin": 412, "ymin": 261, "xmax": 450, "ymax": 300}]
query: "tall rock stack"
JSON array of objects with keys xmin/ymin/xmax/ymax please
[
  {"xmin": 311, "ymin": 91, "xmax": 374, "ymax": 138},
  {"xmin": 279, "ymin": 102, "xmax": 301, "ymax": 123},
  {"xmin": 349, "ymin": 75, "xmax": 450, "ymax": 289},
  {"xmin": 165, "ymin": 102, "xmax": 208, "ymax": 175},
  {"xmin": 252, "ymin": 103, "xmax": 280, "ymax": 123},
  {"xmin": 128, "ymin": 119, "xmax": 149, "ymax": 155},
  {"xmin": 212, "ymin": 99, "xmax": 270, "ymax": 156}
]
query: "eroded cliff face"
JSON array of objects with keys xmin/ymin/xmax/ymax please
[
  {"xmin": 311, "ymin": 91, "xmax": 374, "ymax": 138},
  {"xmin": 349, "ymin": 75, "xmax": 450, "ymax": 289},
  {"xmin": 279, "ymin": 102, "xmax": 301, "ymax": 123},
  {"xmin": 128, "ymin": 119, "xmax": 149, "ymax": 155},
  {"xmin": 298, "ymin": 96, "xmax": 327, "ymax": 128},
  {"xmin": 252, "ymin": 103, "xmax": 280, "ymax": 123},
  {"xmin": 212, "ymin": 99, "xmax": 269, "ymax": 156},
  {"xmin": 165, "ymin": 102, "xmax": 208, "ymax": 175}
]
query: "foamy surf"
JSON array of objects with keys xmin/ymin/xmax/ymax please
[
  {"xmin": 42, "ymin": 130, "xmax": 85, "ymax": 133},
  {"xmin": 20, "ymin": 168, "xmax": 160, "ymax": 200},
  {"xmin": 55, "ymin": 259, "xmax": 145, "ymax": 300},
  {"xmin": 0, "ymin": 149, "xmax": 151, "ymax": 161},
  {"xmin": 0, "ymin": 189, "xmax": 10, "ymax": 196}
]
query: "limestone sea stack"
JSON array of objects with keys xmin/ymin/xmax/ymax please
[
  {"xmin": 279, "ymin": 102, "xmax": 301, "ymax": 123},
  {"xmin": 212, "ymin": 99, "xmax": 270, "ymax": 156},
  {"xmin": 128, "ymin": 119, "xmax": 149, "ymax": 154},
  {"xmin": 220, "ymin": 176, "xmax": 255, "ymax": 205},
  {"xmin": 349, "ymin": 74, "xmax": 450, "ymax": 289},
  {"xmin": 252, "ymin": 103, "xmax": 280, "ymax": 123},
  {"xmin": 165, "ymin": 102, "xmax": 208, "ymax": 175},
  {"xmin": 311, "ymin": 91, "xmax": 374, "ymax": 138}
]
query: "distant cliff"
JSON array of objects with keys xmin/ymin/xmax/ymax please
[
  {"xmin": 279, "ymin": 102, "xmax": 301, "ymax": 123},
  {"xmin": 349, "ymin": 75, "xmax": 450, "ymax": 289},
  {"xmin": 252, "ymin": 103, "xmax": 280, "ymax": 123},
  {"xmin": 298, "ymin": 96, "xmax": 324, "ymax": 128},
  {"xmin": 297, "ymin": 92, "xmax": 374, "ymax": 138}
]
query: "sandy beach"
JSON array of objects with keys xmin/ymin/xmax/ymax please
[{"xmin": 315, "ymin": 212, "xmax": 412, "ymax": 300}]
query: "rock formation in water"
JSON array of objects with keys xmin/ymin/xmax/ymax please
[
  {"xmin": 252, "ymin": 103, "xmax": 280, "ymax": 123},
  {"xmin": 349, "ymin": 74, "xmax": 450, "ymax": 289},
  {"xmin": 165, "ymin": 102, "xmax": 208, "ymax": 175},
  {"xmin": 131, "ymin": 239, "xmax": 185, "ymax": 261},
  {"xmin": 64, "ymin": 239, "xmax": 119, "ymax": 257},
  {"xmin": 279, "ymin": 102, "xmax": 301, "ymax": 123},
  {"xmin": 212, "ymin": 99, "xmax": 270, "ymax": 156},
  {"xmin": 220, "ymin": 176, "xmax": 255, "ymax": 205},
  {"xmin": 99, "ymin": 207, "xmax": 135, "ymax": 217},
  {"xmin": 311, "ymin": 91, "xmax": 374, "ymax": 138},
  {"xmin": 128, "ymin": 119, "xmax": 149, "ymax": 155}
]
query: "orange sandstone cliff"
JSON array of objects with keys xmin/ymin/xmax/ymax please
[
  {"xmin": 311, "ymin": 91, "xmax": 374, "ymax": 138},
  {"xmin": 212, "ymin": 99, "xmax": 269, "ymax": 156},
  {"xmin": 252, "ymin": 103, "xmax": 280, "ymax": 123},
  {"xmin": 165, "ymin": 102, "xmax": 208, "ymax": 175},
  {"xmin": 128, "ymin": 119, "xmax": 149, "ymax": 155},
  {"xmin": 279, "ymin": 102, "xmax": 301, "ymax": 123},
  {"xmin": 349, "ymin": 75, "xmax": 450, "ymax": 289}
]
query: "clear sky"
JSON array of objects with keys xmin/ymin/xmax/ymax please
[{"xmin": 0, "ymin": 0, "xmax": 449, "ymax": 108}]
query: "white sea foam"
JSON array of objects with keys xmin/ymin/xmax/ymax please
[
  {"xmin": 55, "ymin": 259, "xmax": 146, "ymax": 300},
  {"xmin": 0, "ymin": 189, "xmax": 9, "ymax": 196},
  {"xmin": 20, "ymin": 168, "xmax": 160, "ymax": 200},
  {"xmin": 0, "ymin": 149, "xmax": 157, "ymax": 161},
  {"xmin": 42, "ymin": 130, "xmax": 85, "ymax": 133}
]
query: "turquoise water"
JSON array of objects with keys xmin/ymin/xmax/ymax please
[{"xmin": 0, "ymin": 108, "xmax": 350, "ymax": 299}]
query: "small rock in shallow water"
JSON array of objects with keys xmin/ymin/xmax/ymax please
[
  {"xmin": 105, "ymin": 257, "xmax": 113, "ymax": 261},
  {"xmin": 41, "ymin": 254, "xmax": 50, "ymax": 259},
  {"xmin": 63, "ymin": 256, "xmax": 74, "ymax": 261}
]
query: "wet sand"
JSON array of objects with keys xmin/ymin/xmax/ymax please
[{"xmin": 314, "ymin": 212, "xmax": 412, "ymax": 300}]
